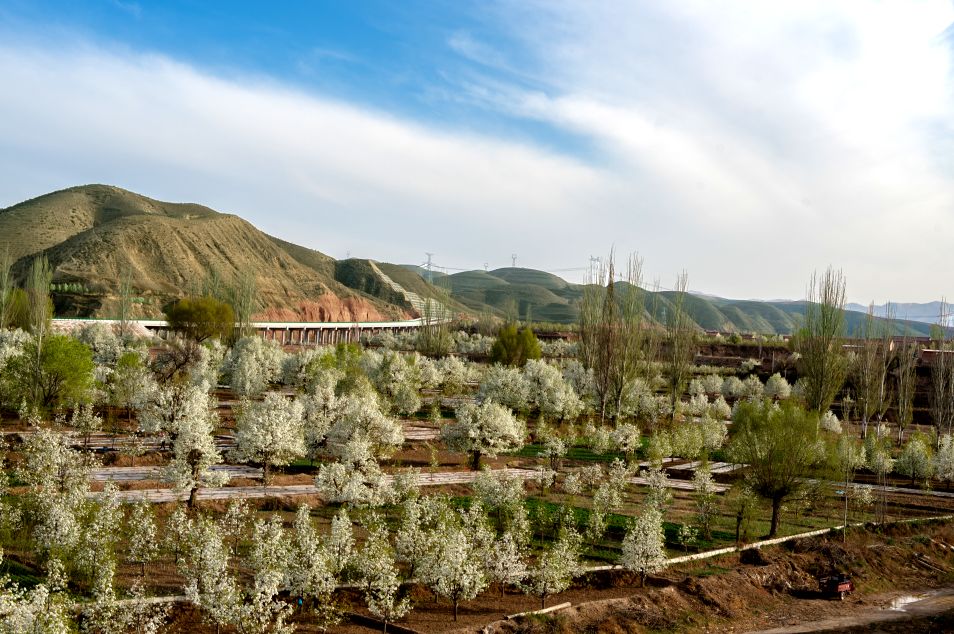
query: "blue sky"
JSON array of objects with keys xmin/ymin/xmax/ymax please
[{"xmin": 0, "ymin": 1, "xmax": 953, "ymax": 302}]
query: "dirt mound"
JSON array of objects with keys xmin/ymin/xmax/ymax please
[
  {"xmin": 482, "ymin": 522, "xmax": 954, "ymax": 634},
  {"xmin": 0, "ymin": 184, "xmax": 424, "ymax": 320}
]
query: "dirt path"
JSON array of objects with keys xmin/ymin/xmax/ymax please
[{"xmin": 747, "ymin": 589, "xmax": 954, "ymax": 633}]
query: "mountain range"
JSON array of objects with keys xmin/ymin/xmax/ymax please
[{"xmin": 0, "ymin": 185, "xmax": 938, "ymax": 337}]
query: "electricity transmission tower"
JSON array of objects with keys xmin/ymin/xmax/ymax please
[{"xmin": 423, "ymin": 253, "xmax": 435, "ymax": 282}]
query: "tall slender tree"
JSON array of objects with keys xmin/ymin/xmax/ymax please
[
  {"xmin": 929, "ymin": 300, "xmax": 954, "ymax": 447},
  {"xmin": 796, "ymin": 267, "xmax": 848, "ymax": 415},
  {"xmin": 895, "ymin": 335, "xmax": 918, "ymax": 445},
  {"xmin": 852, "ymin": 304, "xmax": 892, "ymax": 439},
  {"xmin": 228, "ymin": 271, "xmax": 258, "ymax": 341},
  {"xmin": 579, "ymin": 251, "xmax": 655, "ymax": 421},
  {"xmin": 117, "ymin": 262, "xmax": 135, "ymax": 341},
  {"xmin": 0, "ymin": 244, "xmax": 12, "ymax": 330},
  {"xmin": 661, "ymin": 271, "xmax": 696, "ymax": 422}
]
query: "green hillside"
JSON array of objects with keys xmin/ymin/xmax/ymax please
[{"xmin": 407, "ymin": 264, "xmax": 935, "ymax": 336}]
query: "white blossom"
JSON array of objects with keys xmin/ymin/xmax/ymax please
[
  {"xmin": 315, "ymin": 460, "xmax": 392, "ymax": 507},
  {"xmin": 693, "ymin": 465, "xmax": 718, "ymax": 540},
  {"xmin": 75, "ymin": 323, "xmax": 124, "ymax": 365},
  {"xmin": 126, "ymin": 500, "xmax": 158, "ymax": 576},
  {"xmin": 896, "ymin": 435, "xmax": 935, "ymax": 484},
  {"xmin": 0, "ymin": 555, "xmax": 73, "ymax": 634},
  {"xmin": 820, "ymin": 410, "xmax": 842, "ymax": 434},
  {"xmin": 742, "ymin": 375, "xmax": 764, "ymax": 400},
  {"xmin": 764, "ymin": 373, "xmax": 792, "ymax": 400},
  {"xmin": 641, "ymin": 466, "xmax": 673, "ymax": 513},
  {"xmin": 936, "ymin": 434, "xmax": 954, "ymax": 488},
  {"xmin": 485, "ymin": 533, "xmax": 527, "ymax": 595},
  {"xmin": 523, "ymin": 528, "xmax": 581, "ymax": 609},
  {"xmin": 620, "ymin": 506, "xmax": 667, "ymax": 586},
  {"xmin": 163, "ymin": 391, "xmax": 226, "ymax": 505},
  {"xmin": 325, "ymin": 392, "xmax": 404, "ymax": 460},
  {"xmin": 232, "ymin": 393, "xmax": 306, "ymax": 483},
  {"xmin": 324, "ymin": 509, "xmax": 355, "ymax": 579},
  {"xmin": 442, "ymin": 401, "xmax": 526, "ymax": 470},
  {"xmin": 700, "ymin": 416, "xmax": 729, "ymax": 452},
  {"xmin": 478, "ymin": 365, "xmax": 530, "ymax": 412},
  {"xmin": 708, "ymin": 395, "xmax": 732, "ymax": 420},
  {"xmin": 702, "ymin": 374, "xmax": 723, "ymax": 395},
  {"xmin": 421, "ymin": 526, "xmax": 488, "ymax": 621},
  {"xmin": 722, "ymin": 376, "xmax": 745, "ymax": 399},
  {"xmin": 136, "ymin": 380, "xmax": 211, "ymax": 438},
  {"xmin": 523, "ymin": 359, "xmax": 582, "ymax": 421},
  {"xmin": 686, "ymin": 393, "xmax": 709, "ymax": 417},
  {"xmin": 355, "ymin": 523, "xmax": 411, "ymax": 629},
  {"xmin": 670, "ymin": 422, "xmax": 704, "ymax": 460},
  {"xmin": 225, "ymin": 336, "xmax": 285, "ymax": 397},
  {"xmin": 179, "ymin": 515, "xmax": 240, "ymax": 631},
  {"xmin": 610, "ymin": 423, "xmax": 642, "ymax": 459}
]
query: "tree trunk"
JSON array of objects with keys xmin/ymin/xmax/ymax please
[
  {"xmin": 454, "ymin": 599, "xmax": 459, "ymax": 621},
  {"xmin": 188, "ymin": 485, "xmax": 198, "ymax": 509},
  {"xmin": 770, "ymin": 497, "xmax": 782, "ymax": 538},
  {"xmin": 470, "ymin": 450, "xmax": 481, "ymax": 471},
  {"xmin": 541, "ymin": 594, "xmax": 546, "ymax": 609},
  {"xmin": 843, "ymin": 472, "xmax": 850, "ymax": 542}
]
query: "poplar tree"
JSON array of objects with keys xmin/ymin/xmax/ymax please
[{"xmin": 796, "ymin": 267, "xmax": 848, "ymax": 415}]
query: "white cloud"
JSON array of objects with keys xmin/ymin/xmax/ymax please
[
  {"xmin": 1, "ymin": 1, "xmax": 953, "ymax": 303},
  {"xmin": 464, "ymin": 0, "xmax": 954, "ymax": 301}
]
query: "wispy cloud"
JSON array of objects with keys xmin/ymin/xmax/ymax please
[{"xmin": 0, "ymin": 42, "xmax": 610, "ymax": 275}]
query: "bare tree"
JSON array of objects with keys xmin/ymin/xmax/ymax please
[
  {"xmin": 579, "ymin": 254, "xmax": 618, "ymax": 421},
  {"xmin": 796, "ymin": 267, "xmax": 848, "ymax": 415},
  {"xmin": 660, "ymin": 271, "xmax": 696, "ymax": 422},
  {"xmin": 929, "ymin": 300, "xmax": 954, "ymax": 448},
  {"xmin": 418, "ymin": 286, "xmax": 452, "ymax": 357},
  {"xmin": 579, "ymin": 251, "xmax": 656, "ymax": 421}
]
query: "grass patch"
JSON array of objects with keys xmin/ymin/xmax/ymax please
[
  {"xmin": 0, "ymin": 557, "xmax": 43, "ymax": 589},
  {"xmin": 511, "ymin": 443, "xmax": 627, "ymax": 463}
]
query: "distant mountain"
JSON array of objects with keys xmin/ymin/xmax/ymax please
[
  {"xmin": 0, "ymin": 185, "xmax": 452, "ymax": 321},
  {"xmin": 845, "ymin": 301, "xmax": 951, "ymax": 327},
  {"xmin": 405, "ymin": 266, "xmax": 936, "ymax": 336}
]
